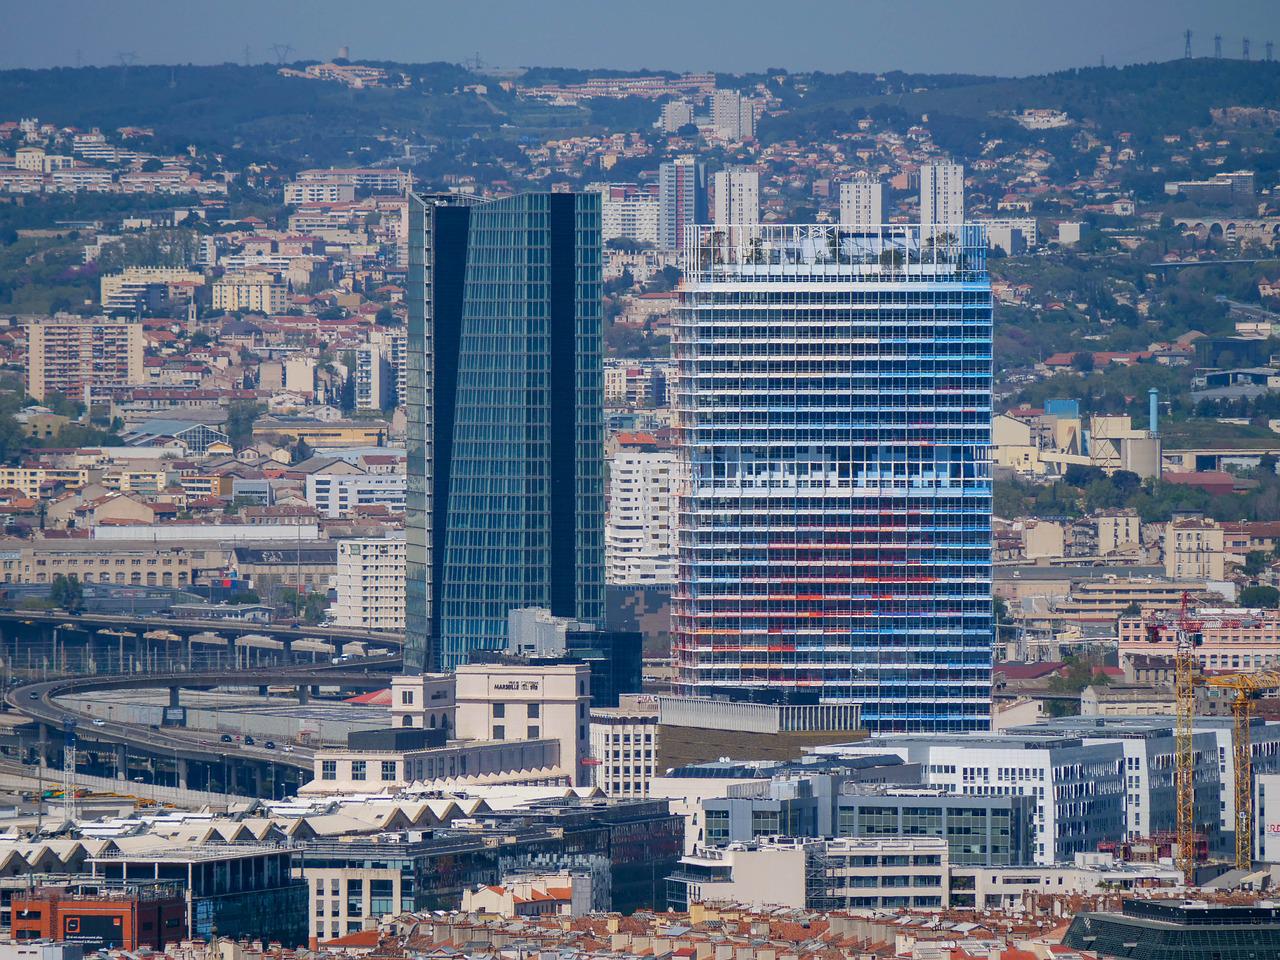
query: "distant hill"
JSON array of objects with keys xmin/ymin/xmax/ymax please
[{"xmin": 767, "ymin": 58, "xmax": 1280, "ymax": 146}]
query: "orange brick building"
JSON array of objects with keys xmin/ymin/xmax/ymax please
[{"xmin": 11, "ymin": 881, "xmax": 185, "ymax": 950}]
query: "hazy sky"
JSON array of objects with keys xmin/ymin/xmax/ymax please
[{"xmin": 2, "ymin": 0, "xmax": 1276, "ymax": 75}]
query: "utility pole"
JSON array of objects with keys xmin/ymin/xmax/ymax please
[
  {"xmin": 1215, "ymin": 34, "xmax": 1223, "ymax": 58},
  {"xmin": 1184, "ymin": 29, "xmax": 1193, "ymax": 59}
]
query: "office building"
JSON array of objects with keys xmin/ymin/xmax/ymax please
[
  {"xmin": 590, "ymin": 694, "xmax": 659, "ymax": 797},
  {"xmin": 86, "ymin": 845, "xmax": 306, "ymax": 946},
  {"xmin": 1063, "ymin": 899, "xmax": 1280, "ymax": 960},
  {"xmin": 712, "ymin": 167, "xmax": 760, "ymax": 228},
  {"xmin": 455, "ymin": 660, "xmax": 593, "ymax": 785},
  {"xmin": 666, "ymin": 836, "xmax": 949, "ymax": 912},
  {"xmin": 304, "ymin": 472, "xmax": 406, "ymax": 518},
  {"xmin": 334, "ymin": 535, "xmax": 406, "ymax": 631},
  {"xmin": 26, "ymin": 314, "xmax": 146, "ymax": 402},
  {"xmin": 658, "ymin": 157, "xmax": 706, "ymax": 250},
  {"xmin": 710, "ymin": 89, "xmax": 755, "ymax": 141},
  {"xmin": 505, "ymin": 607, "xmax": 643, "ymax": 708},
  {"xmin": 606, "ymin": 432, "xmax": 677, "ymax": 585},
  {"xmin": 838, "ymin": 174, "xmax": 885, "ymax": 227},
  {"xmin": 10, "ymin": 881, "xmax": 185, "ymax": 951},
  {"xmin": 672, "ymin": 223, "xmax": 993, "ymax": 731},
  {"xmin": 406, "ymin": 191, "xmax": 605, "ymax": 671},
  {"xmin": 817, "ymin": 732, "xmax": 1127, "ymax": 864},
  {"xmin": 920, "ymin": 161, "xmax": 965, "ymax": 231}
]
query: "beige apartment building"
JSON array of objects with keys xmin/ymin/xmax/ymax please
[
  {"xmin": 26, "ymin": 314, "xmax": 145, "ymax": 402},
  {"xmin": 1120, "ymin": 608, "xmax": 1280, "ymax": 672},
  {"xmin": 7, "ymin": 540, "xmax": 193, "ymax": 587},
  {"xmin": 1097, "ymin": 510, "xmax": 1142, "ymax": 555},
  {"xmin": 212, "ymin": 273, "xmax": 287, "ymax": 314},
  {"xmin": 1164, "ymin": 517, "xmax": 1226, "ymax": 581}
]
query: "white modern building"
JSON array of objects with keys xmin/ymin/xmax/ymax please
[
  {"xmin": 390, "ymin": 673, "xmax": 456, "ymax": 732},
  {"xmin": 815, "ymin": 733, "xmax": 1127, "ymax": 865},
  {"xmin": 334, "ymin": 535, "xmax": 406, "ymax": 631},
  {"xmin": 920, "ymin": 161, "xmax": 965, "ymax": 232},
  {"xmin": 589, "ymin": 694, "xmax": 659, "ymax": 797},
  {"xmin": 667, "ymin": 836, "xmax": 949, "ymax": 912},
  {"xmin": 606, "ymin": 434, "xmax": 677, "ymax": 585},
  {"xmin": 839, "ymin": 174, "xmax": 885, "ymax": 227},
  {"xmin": 305, "ymin": 472, "xmax": 406, "ymax": 518},
  {"xmin": 712, "ymin": 167, "xmax": 760, "ymax": 229}
]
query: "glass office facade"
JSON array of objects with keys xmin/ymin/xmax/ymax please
[
  {"xmin": 672, "ymin": 224, "xmax": 993, "ymax": 731},
  {"xmin": 406, "ymin": 192, "xmax": 604, "ymax": 671}
]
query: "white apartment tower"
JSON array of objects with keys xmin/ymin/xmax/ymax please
[
  {"xmin": 920, "ymin": 161, "xmax": 965, "ymax": 231},
  {"xmin": 711, "ymin": 89, "xmax": 755, "ymax": 141},
  {"xmin": 334, "ymin": 535, "xmax": 407, "ymax": 631},
  {"xmin": 606, "ymin": 435, "xmax": 677, "ymax": 585},
  {"xmin": 839, "ymin": 175, "xmax": 886, "ymax": 227},
  {"xmin": 660, "ymin": 100, "xmax": 695, "ymax": 133},
  {"xmin": 712, "ymin": 167, "xmax": 760, "ymax": 228}
]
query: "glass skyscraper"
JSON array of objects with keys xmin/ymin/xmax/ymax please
[
  {"xmin": 406, "ymin": 191, "xmax": 605, "ymax": 672},
  {"xmin": 672, "ymin": 223, "xmax": 993, "ymax": 732}
]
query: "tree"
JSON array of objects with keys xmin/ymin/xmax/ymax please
[
  {"xmin": 0, "ymin": 414, "xmax": 25, "ymax": 465},
  {"xmin": 1245, "ymin": 551, "xmax": 1271, "ymax": 578},
  {"xmin": 1071, "ymin": 351, "xmax": 1095, "ymax": 373},
  {"xmin": 1240, "ymin": 585, "xmax": 1280, "ymax": 609},
  {"xmin": 49, "ymin": 574, "xmax": 84, "ymax": 614},
  {"xmin": 224, "ymin": 400, "xmax": 264, "ymax": 450},
  {"xmin": 292, "ymin": 437, "xmax": 313, "ymax": 464}
]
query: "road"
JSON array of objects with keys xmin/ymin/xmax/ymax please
[
  {"xmin": 6, "ymin": 664, "xmax": 396, "ymax": 774},
  {"xmin": 0, "ymin": 609, "xmax": 405, "ymax": 653}
]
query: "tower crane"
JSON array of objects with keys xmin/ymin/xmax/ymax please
[
  {"xmin": 1202, "ymin": 669, "xmax": 1280, "ymax": 870},
  {"xmin": 1144, "ymin": 591, "xmax": 1201, "ymax": 882},
  {"xmin": 1145, "ymin": 594, "xmax": 1280, "ymax": 877}
]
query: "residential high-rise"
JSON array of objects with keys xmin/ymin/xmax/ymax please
[
  {"xmin": 839, "ymin": 174, "xmax": 886, "ymax": 227},
  {"xmin": 334, "ymin": 535, "xmax": 406, "ymax": 631},
  {"xmin": 710, "ymin": 89, "xmax": 755, "ymax": 141},
  {"xmin": 660, "ymin": 100, "xmax": 694, "ymax": 133},
  {"xmin": 606, "ymin": 432, "xmax": 677, "ymax": 585},
  {"xmin": 406, "ymin": 192, "xmax": 605, "ymax": 672},
  {"xmin": 712, "ymin": 167, "xmax": 760, "ymax": 228},
  {"xmin": 353, "ymin": 342, "xmax": 391, "ymax": 411},
  {"xmin": 920, "ymin": 161, "xmax": 965, "ymax": 230},
  {"xmin": 672, "ymin": 223, "xmax": 993, "ymax": 732},
  {"xmin": 658, "ymin": 157, "xmax": 706, "ymax": 250},
  {"xmin": 592, "ymin": 183, "xmax": 661, "ymax": 246},
  {"xmin": 26, "ymin": 313, "xmax": 145, "ymax": 402}
]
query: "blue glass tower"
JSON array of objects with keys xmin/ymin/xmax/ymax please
[
  {"xmin": 406, "ymin": 192, "xmax": 604, "ymax": 671},
  {"xmin": 672, "ymin": 224, "xmax": 993, "ymax": 732}
]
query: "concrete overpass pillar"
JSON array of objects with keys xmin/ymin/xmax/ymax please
[
  {"xmin": 176, "ymin": 757, "xmax": 189, "ymax": 789},
  {"xmin": 282, "ymin": 637, "xmax": 293, "ymax": 663},
  {"xmin": 115, "ymin": 745, "xmax": 128, "ymax": 781},
  {"xmin": 296, "ymin": 685, "xmax": 310, "ymax": 705},
  {"xmin": 226, "ymin": 636, "xmax": 237, "ymax": 668},
  {"xmin": 168, "ymin": 687, "xmax": 181, "ymax": 709}
]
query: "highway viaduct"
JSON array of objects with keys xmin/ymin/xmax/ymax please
[{"xmin": 4, "ymin": 663, "xmax": 398, "ymax": 798}]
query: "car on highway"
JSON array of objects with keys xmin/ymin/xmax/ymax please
[
  {"xmin": 27, "ymin": 692, "xmax": 37, "ymax": 700},
  {"xmin": 220, "ymin": 734, "xmax": 233, "ymax": 743},
  {"xmin": 92, "ymin": 719, "xmax": 106, "ymax": 726},
  {"xmin": 264, "ymin": 740, "xmax": 276, "ymax": 750},
  {"xmin": 283, "ymin": 745, "xmax": 294, "ymax": 753},
  {"xmin": 244, "ymin": 735, "xmax": 255, "ymax": 745}
]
